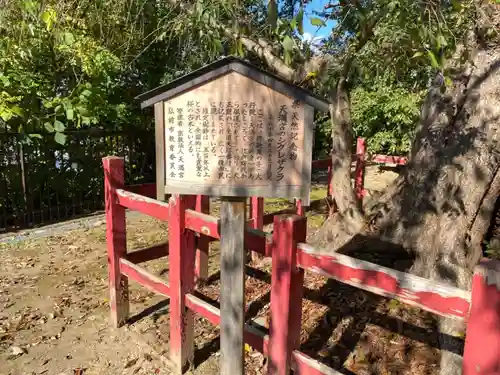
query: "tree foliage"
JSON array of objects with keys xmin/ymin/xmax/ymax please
[{"xmin": 0, "ymin": 0, "xmax": 224, "ymax": 144}]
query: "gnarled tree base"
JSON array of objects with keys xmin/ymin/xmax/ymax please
[{"xmin": 312, "ymin": 34, "xmax": 500, "ymax": 375}]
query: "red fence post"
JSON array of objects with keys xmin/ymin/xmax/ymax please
[
  {"xmin": 268, "ymin": 215, "xmax": 307, "ymax": 375},
  {"xmin": 463, "ymin": 258, "xmax": 500, "ymax": 375},
  {"xmin": 250, "ymin": 197, "xmax": 264, "ymax": 229},
  {"xmin": 295, "ymin": 199, "xmax": 304, "ymax": 216},
  {"xmin": 327, "ymin": 164, "xmax": 333, "ymax": 198},
  {"xmin": 195, "ymin": 195, "xmax": 210, "ymax": 284},
  {"xmin": 102, "ymin": 156, "xmax": 129, "ymax": 328},
  {"xmin": 355, "ymin": 137, "xmax": 366, "ymax": 204},
  {"xmin": 169, "ymin": 194, "xmax": 197, "ymax": 374},
  {"xmin": 250, "ymin": 197, "xmax": 264, "ymax": 262}
]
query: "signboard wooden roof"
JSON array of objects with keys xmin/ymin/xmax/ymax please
[
  {"xmin": 136, "ymin": 56, "xmax": 330, "ymax": 112},
  {"xmin": 137, "ymin": 56, "xmax": 330, "ymax": 204}
]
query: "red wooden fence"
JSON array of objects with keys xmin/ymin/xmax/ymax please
[{"xmin": 103, "ymin": 156, "xmax": 500, "ymax": 375}]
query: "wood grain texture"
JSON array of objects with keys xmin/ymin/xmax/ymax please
[
  {"xmin": 116, "ymin": 189, "xmax": 170, "ymax": 221},
  {"xmin": 120, "ymin": 258, "xmax": 170, "ymax": 296},
  {"xmin": 297, "ymin": 243, "xmax": 471, "ymax": 319},
  {"xmin": 102, "ymin": 157, "xmax": 129, "ymax": 328},
  {"xmin": 155, "ymin": 102, "xmax": 166, "ymax": 201},
  {"xmin": 184, "ymin": 209, "xmax": 272, "ymax": 256},
  {"xmin": 250, "ymin": 197, "xmax": 264, "ymax": 262},
  {"xmin": 268, "ymin": 215, "xmax": 307, "ymax": 375},
  {"xmin": 195, "ymin": 195, "xmax": 210, "ymax": 284},
  {"xmin": 220, "ymin": 197, "xmax": 247, "ymax": 375},
  {"xmin": 168, "ymin": 195, "xmax": 197, "ymax": 374},
  {"xmin": 137, "ymin": 57, "xmax": 330, "ymax": 112},
  {"xmin": 162, "ymin": 71, "xmax": 313, "ymax": 202}
]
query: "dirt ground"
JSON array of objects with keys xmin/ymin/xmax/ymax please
[{"xmin": 0, "ymin": 165, "xmax": 451, "ymax": 375}]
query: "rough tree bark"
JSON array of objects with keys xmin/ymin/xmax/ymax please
[{"xmin": 324, "ymin": 8, "xmax": 500, "ymax": 373}]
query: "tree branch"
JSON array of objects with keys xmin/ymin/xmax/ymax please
[{"xmin": 164, "ymin": 0, "xmax": 294, "ymax": 81}]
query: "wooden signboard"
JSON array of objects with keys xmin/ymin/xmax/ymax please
[
  {"xmin": 137, "ymin": 56, "xmax": 329, "ymax": 375},
  {"xmin": 161, "ymin": 72, "xmax": 313, "ymax": 204},
  {"xmin": 138, "ymin": 57, "xmax": 330, "ymax": 205}
]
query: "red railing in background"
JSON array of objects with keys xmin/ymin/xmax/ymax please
[
  {"xmin": 103, "ymin": 155, "xmax": 500, "ymax": 375},
  {"xmin": 251, "ymin": 137, "xmax": 409, "ymax": 230}
]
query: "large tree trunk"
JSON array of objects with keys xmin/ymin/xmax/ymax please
[
  {"xmin": 374, "ymin": 45, "xmax": 500, "ymax": 375},
  {"xmin": 314, "ymin": 18, "xmax": 500, "ymax": 374},
  {"xmin": 328, "ymin": 79, "xmax": 366, "ymax": 222}
]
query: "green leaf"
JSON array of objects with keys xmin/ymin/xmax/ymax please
[
  {"xmin": 284, "ymin": 49, "xmax": 292, "ymax": 65},
  {"xmin": 310, "ymin": 17, "xmax": 326, "ymax": 27},
  {"xmin": 436, "ymin": 34, "xmax": 447, "ymax": 49},
  {"xmin": 63, "ymin": 32, "xmax": 75, "ymax": 46},
  {"xmin": 41, "ymin": 8, "xmax": 56, "ymax": 31},
  {"xmin": 267, "ymin": 0, "xmax": 278, "ymax": 30},
  {"xmin": 54, "ymin": 120, "xmax": 65, "ymax": 132},
  {"xmin": 44, "ymin": 122, "xmax": 54, "ymax": 132},
  {"xmin": 412, "ymin": 51, "xmax": 424, "ymax": 58},
  {"xmin": 237, "ymin": 39, "xmax": 244, "ymax": 57},
  {"xmin": 29, "ymin": 133, "xmax": 43, "ymax": 139},
  {"xmin": 54, "ymin": 132, "xmax": 67, "ymax": 145},
  {"xmin": 427, "ymin": 50, "xmax": 440, "ymax": 69},
  {"xmin": 66, "ymin": 108, "xmax": 74, "ymax": 120},
  {"xmin": 0, "ymin": 110, "xmax": 12, "ymax": 121},
  {"xmin": 296, "ymin": 8, "xmax": 304, "ymax": 35},
  {"xmin": 282, "ymin": 35, "xmax": 294, "ymax": 53},
  {"xmin": 214, "ymin": 39, "xmax": 223, "ymax": 53},
  {"xmin": 81, "ymin": 90, "xmax": 92, "ymax": 98}
]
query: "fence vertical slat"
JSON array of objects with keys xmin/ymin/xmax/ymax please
[
  {"xmin": 169, "ymin": 194, "xmax": 197, "ymax": 374},
  {"xmin": 102, "ymin": 156, "xmax": 129, "ymax": 328},
  {"xmin": 268, "ymin": 215, "xmax": 307, "ymax": 375},
  {"xmin": 195, "ymin": 195, "xmax": 210, "ymax": 284},
  {"xmin": 355, "ymin": 137, "xmax": 366, "ymax": 204},
  {"xmin": 463, "ymin": 258, "xmax": 500, "ymax": 375},
  {"xmin": 250, "ymin": 197, "xmax": 264, "ymax": 262},
  {"xmin": 250, "ymin": 197, "xmax": 264, "ymax": 230}
]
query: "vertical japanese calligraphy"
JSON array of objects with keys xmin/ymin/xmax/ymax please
[{"xmin": 162, "ymin": 71, "xmax": 311, "ymax": 201}]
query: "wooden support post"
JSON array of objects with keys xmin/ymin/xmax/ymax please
[
  {"xmin": 250, "ymin": 197, "xmax": 264, "ymax": 262},
  {"xmin": 195, "ymin": 195, "xmax": 210, "ymax": 284},
  {"xmin": 268, "ymin": 215, "xmax": 307, "ymax": 375},
  {"xmin": 250, "ymin": 197, "xmax": 264, "ymax": 230},
  {"xmin": 155, "ymin": 102, "xmax": 166, "ymax": 201},
  {"xmin": 220, "ymin": 197, "xmax": 247, "ymax": 375},
  {"xmin": 102, "ymin": 156, "xmax": 129, "ymax": 328},
  {"xmin": 354, "ymin": 137, "xmax": 366, "ymax": 204},
  {"xmin": 463, "ymin": 259, "xmax": 500, "ymax": 375},
  {"xmin": 168, "ymin": 194, "xmax": 197, "ymax": 374}
]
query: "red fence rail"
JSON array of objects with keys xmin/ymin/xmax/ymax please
[{"xmin": 103, "ymin": 156, "xmax": 500, "ymax": 375}]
